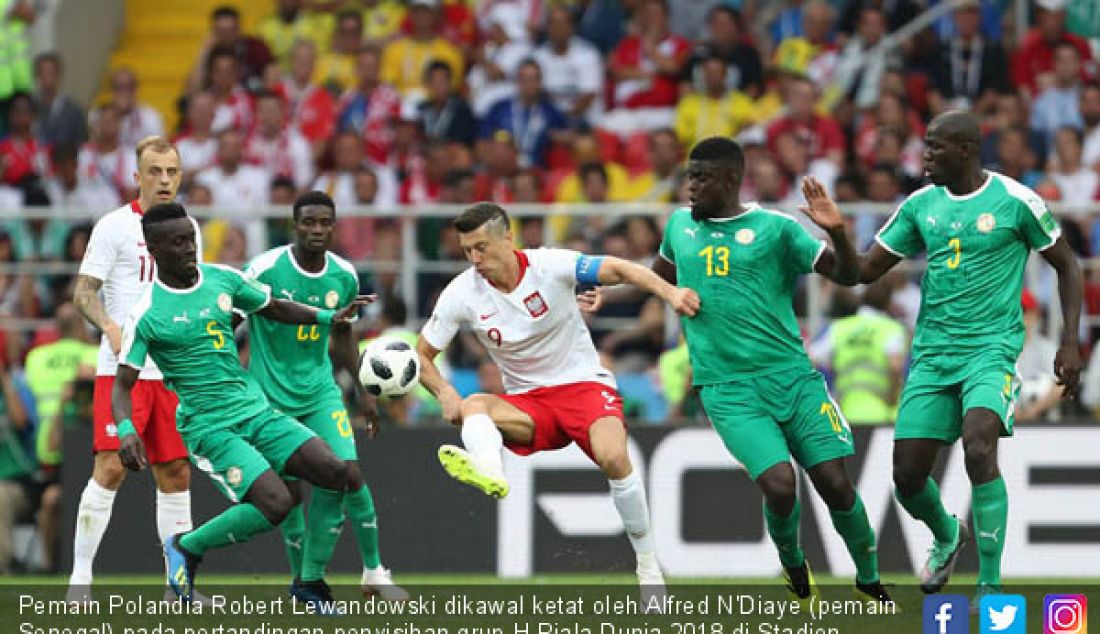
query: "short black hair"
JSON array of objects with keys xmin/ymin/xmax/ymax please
[
  {"xmin": 424, "ymin": 59, "xmax": 453, "ymax": 80},
  {"xmin": 381, "ymin": 293, "xmax": 407, "ymax": 324},
  {"xmin": 689, "ymin": 136, "xmax": 745, "ymax": 174},
  {"xmin": 578, "ymin": 161, "xmax": 608, "ymax": 185},
  {"xmin": 293, "ymin": 190, "xmax": 336, "ymax": 221},
  {"xmin": 212, "ymin": 6, "xmax": 240, "ymax": 21},
  {"xmin": 142, "ymin": 202, "xmax": 188, "ymax": 233},
  {"xmin": 455, "ymin": 202, "xmax": 510, "ymax": 233}
]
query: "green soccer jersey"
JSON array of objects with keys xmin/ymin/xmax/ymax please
[
  {"xmin": 659, "ymin": 204, "xmax": 825, "ymax": 385},
  {"xmin": 876, "ymin": 171, "xmax": 1061, "ymax": 360},
  {"xmin": 244, "ymin": 246, "xmax": 359, "ymax": 416},
  {"xmin": 120, "ymin": 263, "xmax": 273, "ymax": 432}
]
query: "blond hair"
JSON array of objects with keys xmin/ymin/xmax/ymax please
[{"xmin": 135, "ymin": 135, "xmax": 180, "ymax": 165}]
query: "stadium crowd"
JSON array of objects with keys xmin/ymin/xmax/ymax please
[{"xmin": 3, "ymin": 0, "xmax": 1100, "ymax": 573}]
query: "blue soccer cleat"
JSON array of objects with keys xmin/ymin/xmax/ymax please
[{"xmin": 164, "ymin": 533, "xmax": 199, "ymax": 602}]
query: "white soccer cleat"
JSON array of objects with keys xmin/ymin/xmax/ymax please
[
  {"xmin": 361, "ymin": 566, "xmax": 410, "ymax": 601},
  {"xmin": 438, "ymin": 444, "xmax": 509, "ymax": 499},
  {"xmin": 636, "ymin": 552, "xmax": 666, "ymax": 614}
]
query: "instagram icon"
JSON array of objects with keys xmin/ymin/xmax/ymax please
[{"xmin": 1045, "ymin": 595, "xmax": 1088, "ymax": 634}]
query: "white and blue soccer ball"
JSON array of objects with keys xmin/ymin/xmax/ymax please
[{"xmin": 358, "ymin": 336, "xmax": 421, "ymax": 397}]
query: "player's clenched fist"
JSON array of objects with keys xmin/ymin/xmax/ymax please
[{"xmin": 667, "ymin": 287, "xmax": 701, "ymax": 317}]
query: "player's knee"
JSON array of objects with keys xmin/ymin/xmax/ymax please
[
  {"xmin": 154, "ymin": 459, "xmax": 191, "ymax": 493},
  {"xmin": 256, "ymin": 486, "xmax": 295, "ymax": 525},
  {"xmin": 595, "ymin": 447, "xmax": 631, "ymax": 480},
  {"xmin": 963, "ymin": 438, "xmax": 998, "ymax": 479},
  {"xmin": 758, "ymin": 467, "xmax": 797, "ymax": 509},
  {"xmin": 93, "ymin": 454, "xmax": 126, "ymax": 490},
  {"xmin": 323, "ymin": 459, "xmax": 350, "ymax": 491},
  {"xmin": 344, "ymin": 462, "xmax": 364, "ymax": 491},
  {"xmin": 460, "ymin": 393, "xmax": 493, "ymax": 418}
]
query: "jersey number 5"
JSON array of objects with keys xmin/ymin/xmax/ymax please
[
  {"xmin": 698, "ymin": 245, "xmax": 730, "ymax": 277},
  {"xmin": 207, "ymin": 320, "xmax": 226, "ymax": 350}
]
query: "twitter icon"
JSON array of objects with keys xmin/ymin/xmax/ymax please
[{"xmin": 981, "ymin": 594, "xmax": 1026, "ymax": 634}]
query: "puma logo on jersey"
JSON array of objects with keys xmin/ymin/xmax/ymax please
[
  {"xmin": 684, "ymin": 228, "xmax": 698, "ymax": 238},
  {"xmin": 172, "ymin": 314, "xmax": 190, "ymax": 323},
  {"xmin": 978, "ymin": 527, "xmax": 1002, "ymax": 543},
  {"xmin": 926, "ymin": 216, "xmax": 937, "ymax": 226},
  {"xmin": 280, "ymin": 289, "xmax": 296, "ymax": 300}
]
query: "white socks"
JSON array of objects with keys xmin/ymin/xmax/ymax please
[
  {"xmin": 609, "ymin": 470, "xmax": 655, "ymax": 556},
  {"xmin": 461, "ymin": 414, "xmax": 504, "ymax": 471},
  {"xmin": 156, "ymin": 490, "xmax": 193, "ymax": 545},
  {"xmin": 70, "ymin": 479, "xmax": 116, "ymax": 585}
]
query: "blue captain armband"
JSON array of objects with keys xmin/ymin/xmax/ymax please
[{"xmin": 575, "ymin": 255, "xmax": 605, "ymax": 285}]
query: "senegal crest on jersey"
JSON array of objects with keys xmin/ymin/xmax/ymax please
[
  {"xmin": 325, "ymin": 290, "xmax": 340, "ymax": 308},
  {"xmin": 217, "ymin": 293, "xmax": 232, "ymax": 312},
  {"xmin": 977, "ymin": 213, "xmax": 996, "ymax": 233},
  {"xmin": 736, "ymin": 228, "xmax": 755, "ymax": 245}
]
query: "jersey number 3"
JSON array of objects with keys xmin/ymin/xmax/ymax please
[
  {"xmin": 946, "ymin": 238, "xmax": 961, "ymax": 270},
  {"xmin": 698, "ymin": 245, "xmax": 730, "ymax": 277}
]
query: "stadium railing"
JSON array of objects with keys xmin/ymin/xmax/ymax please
[{"xmin": 3, "ymin": 202, "xmax": 1097, "ymax": 343}]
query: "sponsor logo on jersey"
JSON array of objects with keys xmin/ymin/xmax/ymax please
[
  {"xmin": 735, "ymin": 229, "xmax": 755, "ymax": 245},
  {"xmin": 199, "ymin": 308, "xmax": 211, "ymax": 318},
  {"xmin": 524, "ymin": 291, "xmax": 548, "ymax": 317},
  {"xmin": 978, "ymin": 213, "xmax": 996, "ymax": 233},
  {"xmin": 217, "ymin": 293, "xmax": 232, "ymax": 312},
  {"xmin": 325, "ymin": 290, "xmax": 339, "ymax": 308},
  {"xmin": 226, "ymin": 466, "xmax": 243, "ymax": 487}
]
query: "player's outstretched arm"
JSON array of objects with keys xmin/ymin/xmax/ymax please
[
  {"xmin": 258, "ymin": 294, "xmax": 377, "ymax": 325},
  {"xmin": 799, "ymin": 177, "xmax": 860, "ymax": 285},
  {"xmin": 111, "ymin": 365, "xmax": 147, "ymax": 471},
  {"xmin": 1041, "ymin": 237, "xmax": 1084, "ymax": 398},
  {"xmin": 73, "ymin": 275, "xmax": 122, "ymax": 353},
  {"xmin": 596, "ymin": 256, "xmax": 700, "ymax": 316},
  {"xmin": 416, "ymin": 336, "xmax": 462, "ymax": 424}
]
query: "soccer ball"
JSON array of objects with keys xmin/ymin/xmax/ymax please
[{"xmin": 358, "ymin": 337, "xmax": 421, "ymax": 397}]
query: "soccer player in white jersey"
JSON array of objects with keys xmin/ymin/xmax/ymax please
[
  {"xmin": 68, "ymin": 136, "xmax": 201, "ymax": 600},
  {"xmin": 417, "ymin": 202, "xmax": 700, "ymax": 591}
]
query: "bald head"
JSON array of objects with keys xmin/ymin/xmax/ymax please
[{"xmin": 929, "ymin": 110, "xmax": 982, "ymax": 148}]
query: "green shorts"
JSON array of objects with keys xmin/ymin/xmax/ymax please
[
  {"xmin": 699, "ymin": 370, "xmax": 854, "ymax": 480},
  {"xmin": 181, "ymin": 408, "xmax": 317, "ymax": 503},
  {"xmin": 895, "ymin": 349, "xmax": 1019, "ymax": 443},
  {"xmin": 293, "ymin": 398, "xmax": 357, "ymax": 461}
]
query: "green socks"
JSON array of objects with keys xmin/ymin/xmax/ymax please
[
  {"xmin": 179, "ymin": 503, "xmax": 273, "ymax": 556},
  {"xmin": 896, "ymin": 477, "xmax": 958, "ymax": 544},
  {"xmin": 972, "ymin": 477, "xmax": 1008, "ymax": 586},
  {"xmin": 764, "ymin": 498, "xmax": 805, "ymax": 569},
  {"xmin": 346, "ymin": 484, "xmax": 382, "ymax": 569},
  {"xmin": 280, "ymin": 504, "xmax": 306, "ymax": 578},
  {"xmin": 829, "ymin": 496, "xmax": 879, "ymax": 585},
  {"xmin": 301, "ymin": 488, "xmax": 346, "ymax": 582}
]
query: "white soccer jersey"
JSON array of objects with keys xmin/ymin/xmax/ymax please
[
  {"xmin": 421, "ymin": 248, "xmax": 615, "ymax": 394},
  {"xmin": 79, "ymin": 201, "xmax": 203, "ymax": 378}
]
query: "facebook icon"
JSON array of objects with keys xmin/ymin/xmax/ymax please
[{"xmin": 924, "ymin": 595, "xmax": 970, "ymax": 634}]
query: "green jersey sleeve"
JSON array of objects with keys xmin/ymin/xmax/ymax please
[
  {"xmin": 119, "ymin": 310, "xmax": 150, "ymax": 370},
  {"xmin": 659, "ymin": 213, "xmax": 680, "ymax": 262},
  {"xmin": 231, "ymin": 268, "xmax": 272, "ymax": 313},
  {"xmin": 1015, "ymin": 187, "xmax": 1061, "ymax": 251},
  {"xmin": 785, "ymin": 219, "xmax": 826, "ymax": 275},
  {"xmin": 876, "ymin": 196, "xmax": 924, "ymax": 258}
]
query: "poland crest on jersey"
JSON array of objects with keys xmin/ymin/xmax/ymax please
[{"xmin": 524, "ymin": 291, "xmax": 548, "ymax": 317}]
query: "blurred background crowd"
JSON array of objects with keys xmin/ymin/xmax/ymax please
[{"xmin": 3, "ymin": 0, "xmax": 1100, "ymax": 572}]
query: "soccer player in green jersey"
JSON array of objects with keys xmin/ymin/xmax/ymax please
[
  {"xmin": 806, "ymin": 110, "xmax": 1083, "ymax": 604},
  {"xmin": 653, "ymin": 137, "xmax": 892, "ymax": 605},
  {"xmin": 114, "ymin": 203, "xmax": 370, "ymax": 604},
  {"xmin": 244, "ymin": 191, "xmax": 407, "ymax": 603}
]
